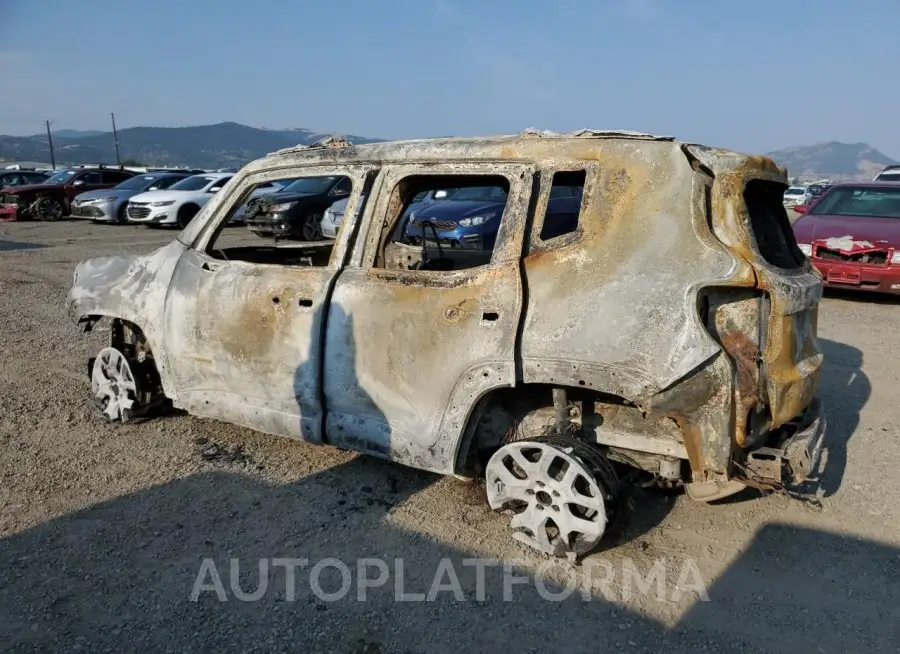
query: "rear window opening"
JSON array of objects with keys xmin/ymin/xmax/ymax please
[
  {"xmin": 744, "ymin": 180, "xmax": 805, "ymax": 269},
  {"xmin": 539, "ymin": 170, "xmax": 585, "ymax": 240}
]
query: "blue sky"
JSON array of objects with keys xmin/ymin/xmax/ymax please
[{"xmin": 2, "ymin": 0, "xmax": 898, "ymax": 156}]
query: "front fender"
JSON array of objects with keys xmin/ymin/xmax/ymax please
[{"xmin": 68, "ymin": 240, "xmax": 188, "ymax": 396}]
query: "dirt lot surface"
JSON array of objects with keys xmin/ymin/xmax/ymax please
[{"xmin": 1, "ymin": 220, "xmax": 898, "ymax": 653}]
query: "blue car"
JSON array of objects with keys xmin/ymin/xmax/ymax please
[{"xmin": 403, "ymin": 184, "xmax": 583, "ymax": 250}]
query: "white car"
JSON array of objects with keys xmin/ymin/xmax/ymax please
[
  {"xmin": 874, "ymin": 165, "xmax": 900, "ymax": 182},
  {"xmin": 783, "ymin": 185, "xmax": 808, "ymax": 207},
  {"xmin": 126, "ymin": 173, "xmax": 234, "ymax": 227}
]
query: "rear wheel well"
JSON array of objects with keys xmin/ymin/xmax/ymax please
[{"xmin": 454, "ymin": 383, "xmax": 639, "ymax": 477}]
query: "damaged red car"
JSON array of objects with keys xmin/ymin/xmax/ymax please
[
  {"xmin": 0, "ymin": 167, "xmax": 135, "ymax": 221},
  {"xmin": 792, "ymin": 182, "xmax": 900, "ymax": 294}
]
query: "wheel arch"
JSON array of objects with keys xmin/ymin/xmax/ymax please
[
  {"xmin": 75, "ymin": 313, "xmax": 176, "ymax": 400},
  {"xmin": 178, "ymin": 202, "xmax": 200, "ymax": 217},
  {"xmin": 451, "ymin": 381, "xmax": 691, "ymax": 479}
]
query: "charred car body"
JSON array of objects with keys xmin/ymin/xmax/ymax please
[
  {"xmin": 0, "ymin": 166, "xmax": 135, "ymax": 221},
  {"xmin": 67, "ymin": 130, "xmax": 826, "ymax": 558}
]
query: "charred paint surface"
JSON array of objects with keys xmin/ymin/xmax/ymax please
[
  {"xmin": 67, "ymin": 240, "xmax": 187, "ymax": 398},
  {"xmin": 67, "ymin": 128, "xmax": 825, "ymax": 484}
]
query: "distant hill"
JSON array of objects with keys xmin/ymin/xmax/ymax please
[
  {"xmin": 44, "ymin": 129, "xmax": 108, "ymax": 139},
  {"xmin": 1, "ymin": 124, "xmax": 896, "ymax": 178},
  {"xmin": 766, "ymin": 141, "xmax": 898, "ymax": 182},
  {"xmin": 0, "ymin": 122, "xmax": 385, "ymax": 169}
]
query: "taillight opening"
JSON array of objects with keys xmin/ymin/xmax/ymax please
[{"xmin": 743, "ymin": 180, "xmax": 806, "ymax": 269}]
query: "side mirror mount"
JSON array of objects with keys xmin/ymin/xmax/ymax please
[
  {"xmin": 209, "ymin": 186, "xmax": 222, "ymax": 194},
  {"xmin": 72, "ymin": 179, "xmax": 85, "ymax": 186}
]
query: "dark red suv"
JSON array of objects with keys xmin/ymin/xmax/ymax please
[{"xmin": 0, "ymin": 166, "xmax": 135, "ymax": 221}]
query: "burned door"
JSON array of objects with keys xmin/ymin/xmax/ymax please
[
  {"xmin": 163, "ymin": 166, "xmax": 375, "ymax": 443},
  {"xmin": 322, "ymin": 163, "xmax": 534, "ymax": 474}
]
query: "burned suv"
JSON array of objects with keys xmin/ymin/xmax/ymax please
[{"xmin": 67, "ymin": 130, "xmax": 825, "ymax": 559}]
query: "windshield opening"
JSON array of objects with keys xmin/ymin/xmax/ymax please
[
  {"xmin": 877, "ymin": 173, "xmax": 900, "ymax": 183},
  {"xmin": 169, "ymin": 175, "xmax": 218, "ymax": 192},
  {"xmin": 281, "ymin": 177, "xmax": 337, "ymax": 194},
  {"xmin": 810, "ymin": 186, "xmax": 900, "ymax": 219},
  {"xmin": 44, "ymin": 170, "xmax": 77, "ymax": 185}
]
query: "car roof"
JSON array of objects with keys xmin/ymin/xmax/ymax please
[
  {"xmin": 142, "ymin": 171, "xmax": 190, "ymax": 178},
  {"xmin": 245, "ymin": 128, "xmax": 787, "ymax": 182},
  {"xmin": 828, "ymin": 181, "xmax": 900, "ymax": 190},
  {"xmin": 185, "ymin": 172, "xmax": 232, "ymax": 179}
]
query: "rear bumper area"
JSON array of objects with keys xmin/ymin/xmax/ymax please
[{"xmin": 738, "ymin": 397, "xmax": 826, "ymax": 489}]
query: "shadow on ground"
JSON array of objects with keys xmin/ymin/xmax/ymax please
[
  {"xmin": 816, "ymin": 337, "xmax": 871, "ymax": 497},
  {"xmin": 823, "ymin": 287, "xmax": 900, "ymax": 305},
  {"xmin": 0, "ymin": 459, "xmax": 896, "ymax": 653},
  {"xmin": 0, "ymin": 240, "xmax": 48, "ymax": 252}
]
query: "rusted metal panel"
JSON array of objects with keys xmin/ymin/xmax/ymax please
[
  {"xmin": 67, "ymin": 240, "xmax": 187, "ymax": 398},
  {"xmin": 67, "ymin": 129, "xmax": 825, "ymax": 486},
  {"xmin": 163, "ymin": 250, "xmax": 335, "ymax": 444},
  {"xmin": 325, "ymin": 264, "xmax": 521, "ymax": 473},
  {"xmin": 324, "ymin": 162, "xmax": 533, "ymax": 473}
]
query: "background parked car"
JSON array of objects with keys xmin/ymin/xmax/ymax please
[
  {"xmin": 231, "ymin": 179, "xmax": 295, "ymax": 223},
  {"xmin": 792, "ymin": 182, "xmax": 900, "ymax": 294},
  {"xmin": 70, "ymin": 172, "xmax": 193, "ymax": 223},
  {"xmin": 320, "ymin": 194, "xmax": 367, "ymax": 239},
  {"xmin": 874, "ymin": 164, "xmax": 900, "ymax": 182},
  {"xmin": 126, "ymin": 172, "xmax": 233, "ymax": 228},
  {"xmin": 783, "ymin": 185, "xmax": 808, "ymax": 207},
  {"xmin": 0, "ymin": 170, "xmax": 49, "ymax": 190},
  {"xmin": 403, "ymin": 183, "xmax": 583, "ymax": 252},
  {"xmin": 0, "ymin": 166, "xmax": 135, "ymax": 221},
  {"xmin": 245, "ymin": 175, "xmax": 352, "ymax": 240}
]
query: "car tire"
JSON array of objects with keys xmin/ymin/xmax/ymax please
[
  {"xmin": 35, "ymin": 197, "xmax": 64, "ymax": 221},
  {"xmin": 117, "ymin": 204, "xmax": 128, "ymax": 224},
  {"xmin": 177, "ymin": 204, "xmax": 199, "ymax": 228},
  {"xmin": 300, "ymin": 211, "xmax": 323, "ymax": 241}
]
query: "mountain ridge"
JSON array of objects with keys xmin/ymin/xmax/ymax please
[
  {"xmin": 1, "ymin": 122, "xmax": 895, "ymax": 179},
  {"xmin": 0, "ymin": 122, "xmax": 385, "ymax": 169},
  {"xmin": 765, "ymin": 141, "xmax": 897, "ymax": 182}
]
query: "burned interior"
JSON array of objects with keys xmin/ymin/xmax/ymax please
[{"xmin": 67, "ymin": 130, "xmax": 827, "ymax": 559}]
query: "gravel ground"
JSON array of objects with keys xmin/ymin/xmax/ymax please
[{"xmin": 1, "ymin": 220, "xmax": 898, "ymax": 653}]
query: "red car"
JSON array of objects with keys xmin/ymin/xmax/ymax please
[
  {"xmin": 792, "ymin": 182, "xmax": 900, "ymax": 294},
  {"xmin": 0, "ymin": 166, "xmax": 134, "ymax": 221}
]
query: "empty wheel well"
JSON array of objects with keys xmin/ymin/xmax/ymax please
[{"xmin": 454, "ymin": 383, "xmax": 636, "ymax": 477}]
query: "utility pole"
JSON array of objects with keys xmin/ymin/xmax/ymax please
[
  {"xmin": 110, "ymin": 112, "xmax": 121, "ymax": 166},
  {"xmin": 45, "ymin": 120, "xmax": 56, "ymax": 169}
]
